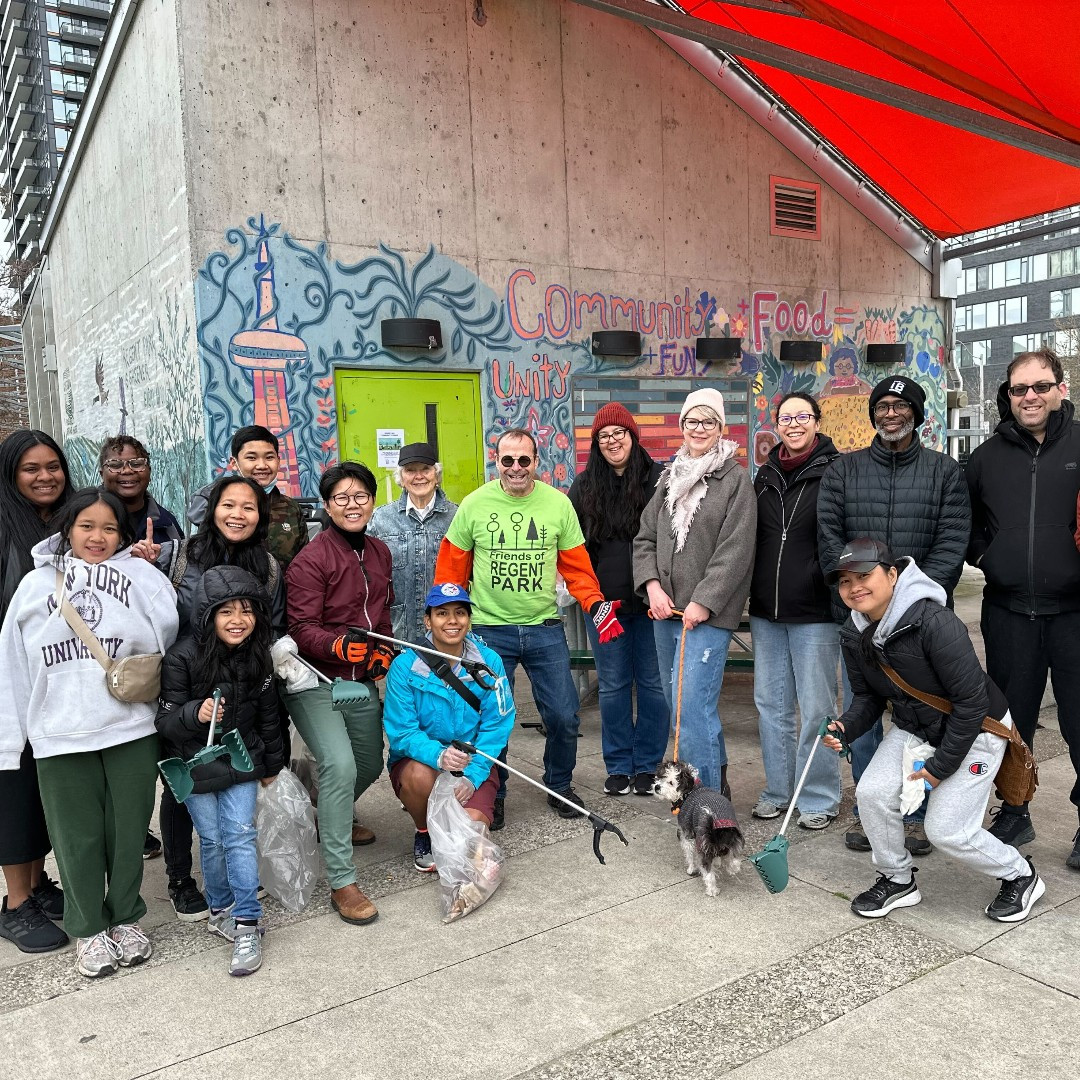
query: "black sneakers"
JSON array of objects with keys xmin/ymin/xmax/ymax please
[
  {"xmin": 1069, "ymin": 829, "xmax": 1080, "ymax": 871},
  {"xmin": 548, "ymin": 787, "xmax": 586, "ymax": 819},
  {"xmin": 850, "ymin": 870, "xmax": 922, "ymax": 918},
  {"xmin": 988, "ymin": 804, "xmax": 1036, "ymax": 847},
  {"xmin": 32, "ymin": 873, "xmax": 64, "ymax": 921},
  {"xmin": 0, "ymin": 895, "xmax": 69, "ymax": 953},
  {"xmin": 490, "ymin": 797, "xmax": 505, "ymax": 832},
  {"xmin": 143, "ymin": 830, "xmax": 163, "ymax": 860},
  {"xmin": 168, "ymin": 877, "xmax": 210, "ymax": 922},
  {"xmin": 604, "ymin": 774, "xmax": 631, "ymax": 796},
  {"xmin": 986, "ymin": 859, "xmax": 1045, "ymax": 922},
  {"xmin": 633, "ymin": 773, "xmax": 654, "ymax": 796}
]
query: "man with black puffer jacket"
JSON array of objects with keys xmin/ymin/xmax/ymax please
[
  {"xmin": 818, "ymin": 375, "xmax": 970, "ymax": 856},
  {"xmin": 965, "ymin": 347, "xmax": 1080, "ymax": 870}
]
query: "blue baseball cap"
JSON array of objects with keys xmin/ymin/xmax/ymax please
[{"xmin": 424, "ymin": 583, "xmax": 472, "ymax": 609}]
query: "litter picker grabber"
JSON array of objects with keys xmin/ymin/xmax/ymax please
[
  {"xmin": 289, "ymin": 652, "xmax": 371, "ymax": 708},
  {"xmin": 157, "ymin": 688, "xmax": 255, "ymax": 804},
  {"xmin": 349, "ymin": 626, "xmax": 499, "ymax": 690},
  {"xmin": 450, "ymin": 739, "xmax": 629, "ymax": 864},
  {"xmin": 749, "ymin": 717, "xmax": 848, "ymax": 894}
]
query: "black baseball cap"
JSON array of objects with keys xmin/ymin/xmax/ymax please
[
  {"xmin": 825, "ymin": 537, "xmax": 897, "ymax": 585},
  {"xmin": 397, "ymin": 442, "xmax": 437, "ymax": 467}
]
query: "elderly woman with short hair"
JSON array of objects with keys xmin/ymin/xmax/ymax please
[{"xmin": 368, "ymin": 443, "xmax": 458, "ymax": 645}]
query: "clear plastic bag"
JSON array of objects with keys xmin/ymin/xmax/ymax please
[
  {"xmin": 427, "ymin": 771, "xmax": 506, "ymax": 923},
  {"xmin": 255, "ymin": 769, "xmax": 320, "ymax": 912}
]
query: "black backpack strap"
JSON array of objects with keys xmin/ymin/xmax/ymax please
[{"xmin": 430, "ymin": 657, "xmax": 482, "ymax": 713}]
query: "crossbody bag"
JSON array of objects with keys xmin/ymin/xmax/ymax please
[
  {"xmin": 55, "ymin": 570, "xmax": 162, "ymax": 704},
  {"xmin": 878, "ymin": 660, "xmax": 1037, "ymax": 806}
]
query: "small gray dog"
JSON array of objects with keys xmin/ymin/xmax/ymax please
[{"xmin": 652, "ymin": 760, "xmax": 744, "ymax": 896}]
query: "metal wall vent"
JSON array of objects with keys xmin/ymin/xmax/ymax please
[{"xmin": 770, "ymin": 176, "xmax": 821, "ymax": 240}]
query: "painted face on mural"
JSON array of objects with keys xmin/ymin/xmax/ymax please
[
  {"xmin": 596, "ymin": 425, "xmax": 632, "ymax": 472},
  {"xmin": 16, "ymin": 445, "xmax": 66, "ymax": 515},
  {"xmin": 1008, "ymin": 357, "xmax": 1066, "ymax": 439},
  {"xmin": 325, "ymin": 476, "xmax": 375, "ymax": 532},
  {"xmin": 681, "ymin": 407, "xmax": 722, "ymax": 457},
  {"xmin": 214, "ymin": 482, "xmax": 260, "ymax": 544},
  {"xmin": 68, "ymin": 501, "xmax": 122, "ymax": 564},
  {"xmin": 834, "ymin": 355, "xmax": 855, "ymax": 378},
  {"xmin": 776, "ymin": 397, "xmax": 819, "ymax": 455},
  {"xmin": 232, "ymin": 440, "xmax": 281, "ymax": 489},
  {"xmin": 401, "ymin": 464, "xmax": 438, "ymax": 506},
  {"xmin": 496, "ymin": 434, "xmax": 537, "ymax": 497},
  {"xmin": 100, "ymin": 444, "xmax": 152, "ymax": 507}
]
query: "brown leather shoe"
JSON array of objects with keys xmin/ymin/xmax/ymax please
[
  {"xmin": 351, "ymin": 823, "xmax": 376, "ymax": 846},
  {"xmin": 330, "ymin": 884, "xmax": 378, "ymax": 925}
]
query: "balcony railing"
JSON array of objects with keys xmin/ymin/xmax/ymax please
[
  {"xmin": 15, "ymin": 183, "xmax": 46, "ymax": 218},
  {"xmin": 2, "ymin": 15, "xmax": 27, "ymax": 52},
  {"xmin": 60, "ymin": 47, "xmax": 95, "ymax": 72},
  {"xmin": 58, "ymin": 17, "xmax": 104, "ymax": 44},
  {"xmin": 13, "ymin": 154, "xmax": 46, "ymax": 190},
  {"xmin": 18, "ymin": 211, "xmax": 43, "ymax": 244},
  {"xmin": 56, "ymin": 0, "xmax": 111, "ymax": 17},
  {"xmin": 63, "ymin": 75, "xmax": 88, "ymax": 98},
  {"xmin": 2, "ymin": 1, "xmax": 28, "ymax": 30}
]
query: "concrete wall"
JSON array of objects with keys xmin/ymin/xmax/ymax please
[
  {"xmin": 51, "ymin": 0, "xmax": 947, "ymax": 498},
  {"xmin": 45, "ymin": 0, "xmax": 205, "ymax": 513}
]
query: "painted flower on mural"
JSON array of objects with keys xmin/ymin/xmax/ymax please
[
  {"xmin": 755, "ymin": 395, "xmax": 768, "ymax": 411},
  {"xmin": 554, "ymin": 463, "xmax": 567, "ymax": 482},
  {"xmin": 554, "ymin": 432, "xmax": 570, "ymax": 451},
  {"xmin": 502, "ymin": 398, "xmax": 517, "ymax": 411},
  {"xmin": 315, "ymin": 376, "xmax": 334, "ymax": 391},
  {"xmin": 525, "ymin": 406, "xmax": 555, "ymax": 449},
  {"xmin": 730, "ymin": 313, "xmax": 749, "ymax": 339},
  {"xmin": 321, "ymin": 436, "xmax": 338, "ymax": 456},
  {"xmin": 540, "ymin": 471, "xmax": 552, "ymax": 484},
  {"xmin": 315, "ymin": 414, "xmax": 334, "ymax": 427}
]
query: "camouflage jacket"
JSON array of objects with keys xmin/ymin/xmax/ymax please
[{"xmin": 186, "ymin": 483, "xmax": 309, "ymax": 569}]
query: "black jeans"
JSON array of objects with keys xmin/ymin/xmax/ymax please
[
  {"xmin": 160, "ymin": 781, "xmax": 195, "ymax": 881},
  {"xmin": 981, "ymin": 603, "xmax": 1080, "ymax": 808}
]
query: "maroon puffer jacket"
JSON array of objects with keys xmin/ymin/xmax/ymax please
[{"xmin": 285, "ymin": 527, "xmax": 394, "ymax": 680}]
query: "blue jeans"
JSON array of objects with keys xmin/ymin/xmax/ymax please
[
  {"xmin": 583, "ymin": 609, "xmax": 669, "ymax": 778},
  {"xmin": 186, "ymin": 782, "xmax": 261, "ymax": 922},
  {"xmin": 653, "ymin": 620, "xmax": 733, "ymax": 789},
  {"xmin": 750, "ymin": 618, "xmax": 841, "ymax": 815},
  {"xmin": 841, "ymin": 650, "xmax": 926, "ymax": 824},
  {"xmin": 472, "ymin": 622, "xmax": 582, "ymax": 793}
]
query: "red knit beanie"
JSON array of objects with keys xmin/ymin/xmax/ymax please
[{"xmin": 591, "ymin": 402, "xmax": 639, "ymax": 440}]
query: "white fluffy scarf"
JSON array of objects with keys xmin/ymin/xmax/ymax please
[{"xmin": 663, "ymin": 439, "xmax": 738, "ymax": 553}]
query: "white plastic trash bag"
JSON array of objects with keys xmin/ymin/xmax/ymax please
[
  {"xmin": 255, "ymin": 769, "xmax": 319, "ymax": 913},
  {"xmin": 901, "ymin": 735, "xmax": 937, "ymax": 817},
  {"xmin": 427, "ymin": 771, "xmax": 506, "ymax": 923}
]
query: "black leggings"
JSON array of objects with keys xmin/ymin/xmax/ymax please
[{"xmin": 160, "ymin": 782, "xmax": 194, "ymax": 881}]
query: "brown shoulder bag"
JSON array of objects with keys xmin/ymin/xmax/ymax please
[{"xmin": 878, "ymin": 661, "xmax": 1037, "ymax": 806}]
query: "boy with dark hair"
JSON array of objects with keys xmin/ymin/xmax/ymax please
[
  {"xmin": 98, "ymin": 436, "xmax": 184, "ymax": 545},
  {"xmin": 187, "ymin": 425, "xmax": 308, "ymax": 568}
]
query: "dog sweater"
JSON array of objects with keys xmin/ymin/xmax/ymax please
[{"xmin": 680, "ymin": 785, "xmax": 740, "ymax": 834}]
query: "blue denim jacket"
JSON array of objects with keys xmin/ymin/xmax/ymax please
[{"xmin": 368, "ymin": 489, "xmax": 458, "ymax": 644}]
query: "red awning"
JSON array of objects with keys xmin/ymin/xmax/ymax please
[{"xmin": 596, "ymin": 2, "xmax": 1080, "ymax": 238}]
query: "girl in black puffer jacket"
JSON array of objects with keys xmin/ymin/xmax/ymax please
[
  {"xmin": 156, "ymin": 566, "xmax": 283, "ymax": 975},
  {"xmin": 823, "ymin": 539, "xmax": 1044, "ymax": 925}
]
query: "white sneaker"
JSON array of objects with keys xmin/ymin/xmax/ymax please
[
  {"xmin": 109, "ymin": 923, "xmax": 152, "ymax": 967},
  {"xmin": 76, "ymin": 931, "xmax": 122, "ymax": 977},
  {"xmin": 230, "ymin": 926, "xmax": 263, "ymax": 976}
]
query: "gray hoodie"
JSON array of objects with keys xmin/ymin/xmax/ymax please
[
  {"xmin": 850, "ymin": 557, "xmax": 946, "ymax": 644},
  {"xmin": 0, "ymin": 536, "xmax": 180, "ymax": 766}
]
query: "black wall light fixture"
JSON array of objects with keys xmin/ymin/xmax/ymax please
[
  {"xmin": 779, "ymin": 340, "xmax": 824, "ymax": 364},
  {"xmin": 866, "ymin": 343, "xmax": 907, "ymax": 365},
  {"xmin": 381, "ymin": 318, "xmax": 444, "ymax": 350},
  {"xmin": 591, "ymin": 330, "xmax": 642, "ymax": 357},
  {"xmin": 695, "ymin": 337, "xmax": 742, "ymax": 361}
]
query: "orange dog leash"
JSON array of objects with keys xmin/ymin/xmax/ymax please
[{"xmin": 648, "ymin": 607, "xmax": 687, "ymax": 767}]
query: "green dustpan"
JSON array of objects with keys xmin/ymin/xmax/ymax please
[
  {"xmin": 749, "ymin": 717, "xmax": 845, "ymax": 894},
  {"xmin": 292, "ymin": 654, "xmax": 369, "ymax": 709}
]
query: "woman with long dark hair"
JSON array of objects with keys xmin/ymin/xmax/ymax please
[
  {"xmin": 0, "ymin": 430, "xmax": 72, "ymax": 954},
  {"xmin": 133, "ymin": 473, "xmax": 287, "ymax": 922},
  {"xmin": 568, "ymin": 404, "xmax": 668, "ymax": 795}
]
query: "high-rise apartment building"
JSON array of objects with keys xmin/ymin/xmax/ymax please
[{"xmin": 1, "ymin": 0, "xmax": 113, "ymax": 290}]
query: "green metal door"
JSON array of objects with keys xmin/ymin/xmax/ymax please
[{"xmin": 335, "ymin": 370, "xmax": 484, "ymax": 506}]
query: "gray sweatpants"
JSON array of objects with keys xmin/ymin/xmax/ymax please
[{"xmin": 856, "ymin": 719, "xmax": 1029, "ymax": 884}]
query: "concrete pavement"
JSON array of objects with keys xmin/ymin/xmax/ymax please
[{"xmin": 3, "ymin": 569, "xmax": 1078, "ymax": 1078}]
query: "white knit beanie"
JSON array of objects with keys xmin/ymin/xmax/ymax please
[{"xmin": 678, "ymin": 388, "xmax": 726, "ymax": 428}]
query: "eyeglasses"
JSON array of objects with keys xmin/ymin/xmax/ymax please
[
  {"xmin": 1008, "ymin": 381, "xmax": 1058, "ymax": 398},
  {"xmin": 102, "ymin": 458, "xmax": 149, "ymax": 472},
  {"xmin": 596, "ymin": 427, "xmax": 629, "ymax": 444},
  {"xmin": 330, "ymin": 491, "xmax": 373, "ymax": 507},
  {"xmin": 499, "ymin": 455, "xmax": 533, "ymax": 468},
  {"xmin": 873, "ymin": 402, "xmax": 913, "ymax": 417},
  {"xmin": 682, "ymin": 417, "xmax": 719, "ymax": 432},
  {"xmin": 777, "ymin": 413, "xmax": 814, "ymax": 426}
]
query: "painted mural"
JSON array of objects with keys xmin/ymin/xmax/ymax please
[
  {"xmin": 194, "ymin": 218, "xmax": 948, "ymax": 497},
  {"xmin": 61, "ymin": 291, "xmax": 208, "ymax": 520}
]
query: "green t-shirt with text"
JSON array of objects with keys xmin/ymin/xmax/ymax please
[{"xmin": 445, "ymin": 480, "xmax": 585, "ymax": 626}]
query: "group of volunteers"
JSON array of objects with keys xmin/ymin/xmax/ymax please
[{"xmin": 1, "ymin": 345, "xmax": 1078, "ymax": 980}]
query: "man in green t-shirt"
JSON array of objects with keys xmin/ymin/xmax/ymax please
[{"xmin": 435, "ymin": 429, "xmax": 624, "ymax": 828}]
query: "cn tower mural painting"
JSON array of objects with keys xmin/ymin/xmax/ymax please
[{"xmin": 195, "ymin": 218, "xmax": 948, "ymax": 497}]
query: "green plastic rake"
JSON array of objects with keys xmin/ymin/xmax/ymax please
[{"xmin": 291, "ymin": 654, "xmax": 370, "ymax": 708}]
